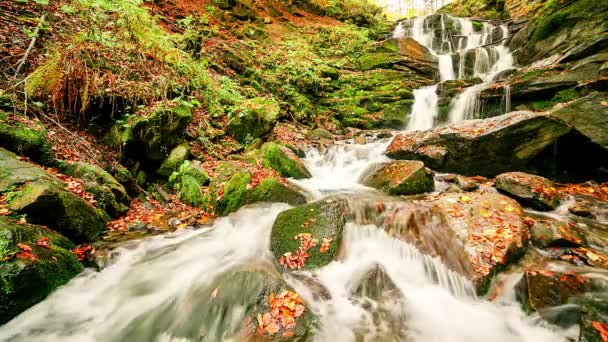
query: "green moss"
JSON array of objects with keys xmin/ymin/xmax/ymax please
[
  {"xmin": 170, "ymin": 160, "xmax": 209, "ymax": 207},
  {"xmin": 270, "ymin": 199, "xmax": 346, "ymax": 270},
  {"xmin": 216, "ymin": 170, "xmax": 252, "ymax": 216},
  {"xmin": 226, "ymin": 97, "xmax": 279, "ymax": 144},
  {"xmin": 0, "ymin": 114, "xmax": 56, "ymax": 166},
  {"xmin": 529, "ymin": 87, "xmax": 579, "ymax": 111},
  {"xmin": 157, "ymin": 143, "xmax": 190, "ymax": 177},
  {"xmin": 246, "ymin": 178, "xmax": 306, "ymax": 206},
  {"xmin": 260, "ymin": 142, "xmax": 311, "ymax": 179},
  {"xmin": 0, "ymin": 217, "xmax": 82, "ymax": 324}
]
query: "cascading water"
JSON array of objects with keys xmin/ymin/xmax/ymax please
[{"xmin": 398, "ymin": 14, "xmax": 517, "ymax": 129}]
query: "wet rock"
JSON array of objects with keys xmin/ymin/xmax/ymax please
[
  {"xmin": 352, "ymin": 264, "xmax": 399, "ymax": 301},
  {"xmin": 170, "ymin": 160, "xmax": 210, "ymax": 207},
  {"xmin": 516, "ymin": 269, "xmax": 592, "ymax": 312},
  {"xmin": 59, "ymin": 161, "xmax": 130, "ymax": 218},
  {"xmin": 569, "ymin": 203, "xmax": 594, "ymax": 218},
  {"xmin": 117, "ymin": 264, "xmax": 317, "ymax": 341},
  {"xmin": 361, "ymin": 160, "xmax": 434, "ymax": 196},
  {"xmin": 354, "ymin": 135, "xmax": 366, "ymax": 145},
  {"xmin": 260, "ymin": 142, "xmax": 311, "ymax": 179},
  {"xmin": 530, "ymin": 219, "xmax": 584, "ymax": 248},
  {"xmin": 156, "ymin": 143, "xmax": 190, "ymax": 177},
  {"xmin": 0, "ymin": 112, "xmax": 55, "ymax": 166},
  {"xmin": 108, "ymin": 103, "xmax": 192, "ymax": 164},
  {"xmin": 270, "ymin": 198, "xmax": 347, "ymax": 270},
  {"xmin": 495, "ymin": 172, "xmax": 560, "ymax": 210},
  {"xmin": 358, "ymin": 38, "xmax": 437, "ymax": 76},
  {"xmin": 0, "ymin": 149, "xmax": 108, "ymax": 243},
  {"xmin": 0, "ymin": 216, "xmax": 82, "ymax": 324},
  {"xmin": 551, "ymin": 92, "xmax": 608, "ymax": 151},
  {"xmin": 227, "ymin": 97, "xmax": 279, "ymax": 143},
  {"xmin": 455, "ymin": 175, "xmax": 480, "ymax": 192},
  {"xmin": 306, "ymin": 128, "xmax": 333, "ymax": 140},
  {"xmin": 387, "ymin": 111, "xmax": 608, "ymax": 180},
  {"xmin": 569, "ymin": 293, "xmax": 608, "ymax": 342}
]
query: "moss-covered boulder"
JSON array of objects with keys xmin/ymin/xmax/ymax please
[
  {"xmin": 7, "ymin": 182, "xmax": 109, "ymax": 243},
  {"xmin": 204, "ymin": 162, "xmax": 306, "ymax": 216},
  {"xmin": 156, "ymin": 143, "xmax": 190, "ymax": 177},
  {"xmin": 109, "ymin": 103, "xmax": 193, "ymax": 164},
  {"xmin": 495, "ymin": 172, "xmax": 560, "ymax": 211},
  {"xmin": 0, "ymin": 217, "xmax": 82, "ymax": 324},
  {"xmin": 270, "ymin": 198, "xmax": 347, "ymax": 270},
  {"xmin": 59, "ymin": 161, "xmax": 130, "ymax": 218},
  {"xmin": 260, "ymin": 142, "xmax": 311, "ymax": 179},
  {"xmin": 362, "ymin": 160, "xmax": 434, "ymax": 195},
  {"xmin": 0, "ymin": 148, "xmax": 108, "ymax": 243},
  {"xmin": 170, "ymin": 160, "xmax": 210, "ymax": 207},
  {"xmin": 0, "ymin": 112, "xmax": 55, "ymax": 166},
  {"xmin": 227, "ymin": 97, "xmax": 279, "ymax": 144}
]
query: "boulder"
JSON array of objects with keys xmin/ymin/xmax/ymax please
[
  {"xmin": 170, "ymin": 160, "xmax": 209, "ymax": 207},
  {"xmin": 0, "ymin": 217, "xmax": 82, "ymax": 324},
  {"xmin": 530, "ymin": 219, "xmax": 584, "ymax": 249},
  {"xmin": 260, "ymin": 142, "xmax": 311, "ymax": 179},
  {"xmin": 516, "ymin": 269, "xmax": 592, "ymax": 313},
  {"xmin": 550, "ymin": 92, "xmax": 608, "ymax": 150},
  {"xmin": 108, "ymin": 103, "xmax": 192, "ymax": 164},
  {"xmin": 569, "ymin": 293, "xmax": 608, "ymax": 342},
  {"xmin": 156, "ymin": 143, "xmax": 190, "ymax": 177},
  {"xmin": 59, "ymin": 161, "xmax": 130, "ymax": 218},
  {"xmin": 270, "ymin": 198, "xmax": 347, "ymax": 270},
  {"xmin": 0, "ymin": 112, "xmax": 55, "ymax": 166},
  {"xmin": 305, "ymin": 128, "xmax": 333, "ymax": 140},
  {"xmin": 361, "ymin": 160, "xmax": 434, "ymax": 195},
  {"xmin": 386, "ymin": 111, "xmax": 608, "ymax": 180},
  {"xmin": 204, "ymin": 162, "xmax": 306, "ymax": 216},
  {"xmin": 0, "ymin": 149, "xmax": 108, "ymax": 243},
  {"xmin": 227, "ymin": 97, "xmax": 279, "ymax": 143},
  {"xmin": 495, "ymin": 172, "xmax": 560, "ymax": 210}
]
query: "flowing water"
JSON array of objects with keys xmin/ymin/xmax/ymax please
[
  {"xmin": 0, "ymin": 15, "xmax": 571, "ymax": 342},
  {"xmin": 395, "ymin": 14, "xmax": 516, "ymax": 128}
]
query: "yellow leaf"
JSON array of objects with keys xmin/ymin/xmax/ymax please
[
  {"xmin": 460, "ymin": 195, "xmax": 471, "ymax": 203},
  {"xmin": 586, "ymin": 251, "xmax": 600, "ymax": 261}
]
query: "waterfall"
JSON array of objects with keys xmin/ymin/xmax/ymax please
[
  {"xmin": 408, "ymin": 85, "xmax": 439, "ymax": 131},
  {"xmin": 394, "ymin": 14, "xmax": 516, "ymax": 127},
  {"xmin": 505, "ymin": 83, "xmax": 512, "ymax": 113}
]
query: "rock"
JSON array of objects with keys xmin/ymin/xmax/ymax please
[
  {"xmin": 516, "ymin": 269, "xmax": 592, "ymax": 312},
  {"xmin": 569, "ymin": 203, "xmax": 594, "ymax": 218},
  {"xmin": 0, "ymin": 149, "xmax": 108, "ymax": 243},
  {"xmin": 359, "ymin": 38, "xmax": 437, "ymax": 77},
  {"xmin": 551, "ymin": 92, "xmax": 608, "ymax": 150},
  {"xmin": 8, "ymin": 182, "xmax": 109, "ymax": 243},
  {"xmin": 156, "ymin": 143, "xmax": 190, "ymax": 177},
  {"xmin": 354, "ymin": 135, "xmax": 366, "ymax": 144},
  {"xmin": 0, "ymin": 216, "xmax": 82, "ymax": 324},
  {"xmin": 570, "ymin": 293, "xmax": 608, "ymax": 342},
  {"xmin": 495, "ymin": 172, "xmax": 560, "ymax": 210},
  {"xmin": 270, "ymin": 198, "xmax": 347, "ymax": 270},
  {"xmin": 306, "ymin": 128, "xmax": 334, "ymax": 140},
  {"xmin": 227, "ymin": 97, "xmax": 279, "ymax": 143},
  {"xmin": 59, "ymin": 161, "xmax": 130, "ymax": 218},
  {"xmin": 454, "ymin": 175, "xmax": 480, "ymax": 191},
  {"xmin": 108, "ymin": 103, "xmax": 192, "ymax": 164},
  {"xmin": 530, "ymin": 219, "xmax": 584, "ymax": 248},
  {"xmin": 170, "ymin": 160, "xmax": 210, "ymax": 207},
  {"xmin": 386, "ymin": 111, "xmax": 608, "ymax": 180},
  {"xmin": 0, "ymin": 112, "xmax": 55, "ymax": 166},
  {"xmin": 361, "ymin": 160, "xmax": 434, "ymax": 196},
  {"xmin": 260, "ymin": 142, "xmax": 311, "ymax": 179},
  {"xmin": 204, "ymin": 162, "xmax": 306, "ymax": 216},
  {"xmin": 111, "ymin": 164, "xmax": 138, "ymax": 196}
]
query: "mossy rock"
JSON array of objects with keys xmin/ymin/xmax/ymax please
[
  {"xmin": 305, "ymin": 128, "xmax": 334, "ymax": 140},
  {"xmin": 7, "ymin": 182, "xmax": 108, "ymax": 243},
  {"xmin": 227, "ymin": 97, "xmax": 279, "ymax": 144},
  {"xmin": 108, "ymin": 103, "xmax": 193, "ymax": 164},
  {"xmin": 569, "ymin": 293, "xmax": 608, "ymax": 342},
  {"xmin": 170, "ymin": 160, "xmax": 210, "ymax": 207},
  {"xmin": 270, "ymin": 198, "xmax": 347, "ymax": 270},
  {"xmin": 260, "ymin": 142, "xmax": 311, "ymax": 179},
  {"xmin": 0, "ymin": 148, "xmax": 63, "ymax": 192},
  {"xmin": 362, "ymin": 160, "xmax": 434, "ymax": 195},
  {"xmin": 157, "ymin": 143, "xmax": 190, "ymax": 177},
  {"xmin": 59, "ymin": 161, "xmax": 130, "ymax": 218},
  {"xmin": 115, "ymin": 264, "xmax": 316, "ymax": 341},
  {"xmin": 112, "ymin": 164, "xmax": 138, "ymax": 196},
  {"xmin": 205, "ymin": 162, "xmax": 306, "ymax": 216},
  {"xmin": 0, "ymin": 113, "xmax": 55, "ymax": 166},
  {"xmin": 0, "ymin": 216, "xmax": 82, "ymax": 324}
]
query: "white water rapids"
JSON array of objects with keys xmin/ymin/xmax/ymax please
[{"xmin": 0, "ymin": 15, "xmax": 570, "ymax": 342}]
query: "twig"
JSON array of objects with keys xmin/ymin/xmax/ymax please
[{"xmin": 14, "ymin": 14, "xmax": 46, "ymax": 78}]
